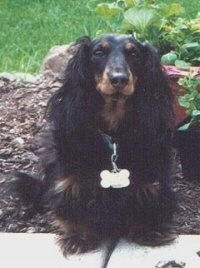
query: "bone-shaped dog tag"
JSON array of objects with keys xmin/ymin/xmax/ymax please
[
  {"xmin": 100, "ymin": 169, "xmax": 130, "ymax": 188},
  {"xmin": 100, "ymin": 170, "xmax": 112, "ymax": 188}
]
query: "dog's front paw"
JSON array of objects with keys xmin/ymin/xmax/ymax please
[
  {"xmin": 130, "ymin": 227, "xmax": 177, "ymax": 246},
  {"xmin": 140, "ymin": 230, "xmax": 177, "ymax": 246},
  {"xmin": 57, "ymin": 232, "xmax": 100, "ymax": 256}
]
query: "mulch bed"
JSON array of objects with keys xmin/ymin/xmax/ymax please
[{"xmin": 0, "ymin": 76, "xmax": 200, "ymax": 234}]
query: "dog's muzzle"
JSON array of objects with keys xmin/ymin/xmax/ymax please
[{"xmin": 109, "ymin": 72, "xmax": 129, "ymax": 89}]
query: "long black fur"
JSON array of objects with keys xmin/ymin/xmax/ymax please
[{"xmin": 14, "ymin": 34, "xmax": 176, "ymax": 267}]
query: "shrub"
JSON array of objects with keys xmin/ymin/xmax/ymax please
[{"xmin": 90, "ymin": 0, "xmax": 200, "ymax": 66}]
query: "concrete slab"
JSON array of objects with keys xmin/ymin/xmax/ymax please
[
  {"xmin": 0, "ymin": 233, "xmax": 199, "ymax": 268},
  {"xmin": 108, "ymin": 236, "xmax": 200, "ymax": 268}
]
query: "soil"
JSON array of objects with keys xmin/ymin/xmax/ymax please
[{"xmin": 0, "ymin": 76, "xmax": 200, "ymax": 235}]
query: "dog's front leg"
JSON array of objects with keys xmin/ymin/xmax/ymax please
[
  {"xmin": 127, "ymin": 182, "xmax": 177, "ymax": 246},
  {"xmin": 50, "ymin": 175, "xmax": 100, "ymax": 256}
]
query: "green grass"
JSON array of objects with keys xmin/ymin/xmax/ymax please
[
  {"xmin": 0, "ymin": 0, "xmax": 199, "ymax": 74},
  {"xmin": 0, "ymin": 0, "xmax": 105, "ymax": 73}
]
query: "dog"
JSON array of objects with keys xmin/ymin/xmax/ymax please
[{"xmin": 14, "ymin": 34, "xmax": 176, "ymax": 266}]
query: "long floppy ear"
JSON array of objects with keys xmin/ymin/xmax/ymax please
[
  {"xmin": 46, "ymin": 37, "xmax": 99, "ymax": 141},
  {"xmin": 134, "ymin": 43, "xmax": 174, "ymax": 141},
  {"xmin": 64, "ymin": 36, "xmax": 93, "ymax": 87}
]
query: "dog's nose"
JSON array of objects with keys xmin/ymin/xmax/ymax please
[{"xmin": 109, "ymin": 73, "xmax": 129, "ymax": 88}]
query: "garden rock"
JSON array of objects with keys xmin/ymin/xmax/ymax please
[{"xmin": 40, "ymin": 43, "xmax": 76, "ymax": 80}]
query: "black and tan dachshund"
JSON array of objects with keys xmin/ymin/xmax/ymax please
[{"xmin": 14, "ymin": 34, "xmax": 176, "ymax": 266}]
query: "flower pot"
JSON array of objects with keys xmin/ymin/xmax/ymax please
[
  {"xmin": 164, "ymin": 65, "xmax": 200, "ymax": 125},
  {"xmin": 169, "ymin": 78, "xmax": 188, "ymax": 125},
  {"xmin": 174, "ymin": 124, "xmax": 200, "ymax": 181}
]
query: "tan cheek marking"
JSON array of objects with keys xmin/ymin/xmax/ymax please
[
  {"xmin": 123, "ymin": 71, "xmax": 138, "ymax": 95},
  {"xmin": 95, "ymin": 67, "xmax": 114, "ymax": 94}
]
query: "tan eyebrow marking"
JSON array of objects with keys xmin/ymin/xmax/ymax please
[
  {"xmin": 101, "ymin": 41, "xmax": 110, "ymax": 49},
  {"xmin": 125, "ymin": 42, "xmax": 135, "ymax": 50}
]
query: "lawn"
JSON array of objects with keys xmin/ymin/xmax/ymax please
[
  {"xmin": 0, "ymin": 0, "xmax": 199, "ymax": 74},
  {"xmin": 0, "ymin": 0, "xmax": 105, "ymax": 73}
]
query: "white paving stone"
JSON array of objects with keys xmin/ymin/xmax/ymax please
[{"xmin": 0, "ymin": 233, "xmax": 199, "ymax": 268}]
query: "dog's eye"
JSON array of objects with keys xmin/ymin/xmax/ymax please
[
  {"xmin": 93, "ymin": 49, "xmax": 106, "ymax": 58},
  {"xmin": 127, "ymin": 48, "xmax": 137, "ymax": 57},
  {"xmin": 130, "ymin": 51, "xmax": 136, "ymax": 56}
]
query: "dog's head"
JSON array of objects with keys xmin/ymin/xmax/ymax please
[
  {"xmin": 49, "ymin": 34, "xmax": 173, "ymax": 136},
  {"xmin": 90, "ymin": 34, "xmax": 142, "ymax": 99},
  {"xmin": 66, "ymin": 34, "xmax": 155, "ymax": 100}
]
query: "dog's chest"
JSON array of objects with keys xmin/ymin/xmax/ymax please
[{"xmin": 100, "ymin": 97, "xmax": 129, "ymax": 131}]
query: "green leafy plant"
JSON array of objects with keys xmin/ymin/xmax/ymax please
[
  {"xmin": 89, "ymin": 0, "xmax": 200, "ymax": 66},
  {"xmin": 178, "ymin": 73, "xmax": 200, "ymax": 130},
  {"xmin": 160, "ymin": 14, "xmax": 200, "ymax": 68}
]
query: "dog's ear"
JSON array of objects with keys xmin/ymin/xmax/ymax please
[
  {"xmin": 135, "ymin": 42, "xmax": 174, "ymax": 139},
  {"xmin": 140, "ymin": 43, "xmax": 170, "ymax": 95},
  {"xmin": 136, "ymin": 42, "xmax": 173, "ymax": 106},
  {"xmin": 46, "ymin": 36, "xmax": 97, "ymax": 138},
  {"xmin": 65, "ymin": 36, "xmax": 92, "ymax": 84}
]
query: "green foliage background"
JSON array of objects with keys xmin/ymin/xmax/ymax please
[{"xmin": 0, "ymin": 0, "xmax": 199, "ymax": 73}]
